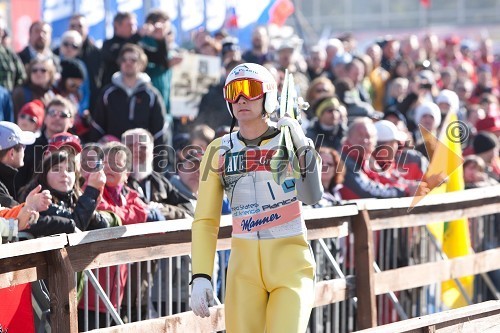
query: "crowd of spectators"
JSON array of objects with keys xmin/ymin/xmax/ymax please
[
  {"xmin": 0, "ymin": 7, "xmax": 499, "ymax": 329},
  {"xmin": 0, "ymin": 4, "xmax": 498, "ymax": 248}
]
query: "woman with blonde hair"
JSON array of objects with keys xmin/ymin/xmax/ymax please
[{"xmin": 12, "ymin": 55, "xmax": 57, "ymax": 117}]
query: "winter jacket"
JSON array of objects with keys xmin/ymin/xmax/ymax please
[
  {"xmin": 89, "ymin": 73, "xmax": 168, "ymax": 171},
  {"xmin": 0, "ymin": 162, "xmax": 21, "ymax": 207},
  {"xmin": 128, "ymin": 171, "xmax": 194, "ymax": 218},
  {"xmin": 306, "ymin": 119, "xmax": 345, "ymax": 151},
  {"xmin": 15, "ymin": 132, "xmax": 49, "ymax": 192},
  {"xmin": 22, "ymin": 186, "xmax": 108, "ymax": 238},
  {"xmin": 339, "ymin": 152, "xmax": 408, "ymax": 200},
  {"xmin": 81, "ymin": 185, "xmax": 148, "ymax": 313}
]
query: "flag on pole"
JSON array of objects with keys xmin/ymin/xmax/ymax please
[
  {"xmin": 269, "ymin": 0, "xmax": 295, "ymax": 26},
  {"xmin": 422, "ymin": 110, "xmax": 473, "ymax": 309}
]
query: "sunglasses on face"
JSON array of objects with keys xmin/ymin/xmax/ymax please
[
  {"xmin": 224, "ymin": 78, "xmax": 269, "ymax": 103},
  {"xmin": 19, "ymin": 113, "xmax": 37, "ymax": 124},
  {"xmin": 62, "ymin": 41, "xmax": 80, "ymax": 50},
  {"xmin": 49, "ymin": 134, "xmax": 80, "ymax": 145},
  {"xmin": 47, "ymin": 109, "xmax": 72, "ymax": 118},
  {"xmin": 69, "ymin": 23, "xmax": 82, "ymax": 29},
  {"xmin": 31, "ymin": 67, "xmax": 48, "ymax": 74}
]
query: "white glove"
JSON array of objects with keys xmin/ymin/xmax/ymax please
[
  {"xmin": 190, "ymin": 277, "xmax": 214, "ymax": 318},
  {"xmin": 277, "ymin": 117, "xmax": 309, "ymax": 150}
]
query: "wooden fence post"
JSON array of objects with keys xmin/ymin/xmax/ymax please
[
  {"xmin": 352, "ymin": 209, "xmax": 377, "ymax": 329},
  {"xmin": 46, "ymin": 248, "xmax": 78, "ymax": 333}
]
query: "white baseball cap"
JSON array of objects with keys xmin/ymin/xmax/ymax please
[
  {"xmin": 375, "ymin": 120, "xmax": 407, "ymax": 142},
  {"xmin": 0, "ymin": 121, "xmax": 36, "ymax": 150}
]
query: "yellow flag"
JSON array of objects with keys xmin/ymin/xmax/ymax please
[{"xmin": 422, "ymin": 111, "xmax": 473, "ymax": 309}]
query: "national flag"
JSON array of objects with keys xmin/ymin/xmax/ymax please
[
  {"xmin": 225, "ymin": 5, "xmax": 238, "ymax": 29},
  {"xmin": 422, "ymin": 110, "xmax": 473, "ymax": 309},
  {"xmin": 269, "ymin": 0, "xmax": 295, "ymax": 27}
]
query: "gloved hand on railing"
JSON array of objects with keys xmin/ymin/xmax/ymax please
[{"xmin": 190, "ymin": 277, "xmax": 214, "ymax": 318}]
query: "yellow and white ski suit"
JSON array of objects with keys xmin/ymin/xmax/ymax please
[{"xmin": 192, "ymin": 131, "xmax": 323, "ymax": 333}]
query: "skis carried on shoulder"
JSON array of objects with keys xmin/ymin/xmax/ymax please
[{"xmin": 270, "ymin": 70, "xmax": 308, "ymax": 185}]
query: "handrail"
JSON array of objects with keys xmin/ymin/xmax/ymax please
[
  {"xmin": 354, "ymin": 300, "xmax": 500, "ymax": 333},
  {"xmin": 0, "ymin": 234, "xmax": 67, "ymax": 259}
]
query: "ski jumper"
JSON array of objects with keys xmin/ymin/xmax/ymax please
[{"xmin": 192, "ymin": 131, "xmax": 322, "ymax": 333}]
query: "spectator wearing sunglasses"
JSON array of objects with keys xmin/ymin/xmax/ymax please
[
  {"xmin": 12, "ymin": 55, "xmax": 56, "ymax": 118},
  {"xmin": 55, "ymin": 31, "xmax": 90, "ymax": 114},
  {"xmin": 16, "ymin": 96, "xmax": 76, "ymax": 191},
  {"xmin": 17, "ymin": 99, "xmax": 45, "ymax": 134}
]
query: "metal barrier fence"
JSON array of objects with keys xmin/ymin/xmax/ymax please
[{"xmin": 0, "ymin": 185, "xmax": 499, "ymax": 333}]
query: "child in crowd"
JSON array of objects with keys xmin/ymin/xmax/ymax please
[{"xmin": 17, "ymin": 99, "xmax": 45, "ymax": 134}]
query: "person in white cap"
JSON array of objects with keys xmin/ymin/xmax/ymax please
[
  {"xmin": 436, "ymin": 89, "xmax": 460, "ymax": 120},
  {"xmin": 414, "ymin": 101, "xmax": 441, "ymax": 160},
  {"xmin": 374, "ymin": 120, "xmax": 408, "ymax": 170},
  {"xmin": 0, "ymin": 121, "xmax": 37, "ymax": 206},
  {"xmin": 0, "ymin": 121, "xmax": 52, "ymax": 239},
  {"xmin": 339, "ymin": 118, "xmax": 425, "ymax": 200},
  {"xmin": 373, "ymin": 120, "xmax": 429, "ymax": 184}
]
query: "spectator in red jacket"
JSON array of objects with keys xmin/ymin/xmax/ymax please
[
  {"xmin": 339, "ymin": 118, "xmax": 423, "ymax": 200},
  {"xmin": 78, "ymin": 141, "xmax": 162, "ymax": 330}
]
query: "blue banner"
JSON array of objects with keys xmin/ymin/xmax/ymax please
[{"xmin": 42, "ymin": 0, "xmax": 278, "ymax": 50}]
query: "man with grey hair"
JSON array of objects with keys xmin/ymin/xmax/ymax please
[
  {"xmin": 306, "ymin": 45, "xmax": 327, "ymax": 80},
  {"xmin": 339, "ymin": 118, "xmax": 423, "ymax": 199},
  {"xmin": 122, "ymin": 128, "xmax": 193, "ymax": 219}
]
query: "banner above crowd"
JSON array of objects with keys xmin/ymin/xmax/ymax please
[{"xmin": 8, "ymin": 0, "xmax": 294, "ymax": 52}]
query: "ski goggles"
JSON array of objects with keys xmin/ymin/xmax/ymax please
[{"xmin": 224, "ymin": 78, "xmax": 270, "ymax": 103}]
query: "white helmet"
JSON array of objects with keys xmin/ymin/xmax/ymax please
[{"xmin": 223, "ymin": 63, "xmax": 278, "ymax": 117}]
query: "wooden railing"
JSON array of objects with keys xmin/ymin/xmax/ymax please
[
  {"xmin": 355, "ymin": 300, "xmax": 500, "ymax": 333},
  {"xmin": 0, "ymin": 185, "xmax": 499, "ymax": 333}
]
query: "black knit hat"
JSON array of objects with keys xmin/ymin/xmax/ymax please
[
  {"xmin": 473, "ymin": 131, "xmax": 498, "ymax": 155},
  {"xmin": 61, "ymin": 59, "xmax": 85, "ymax": 80}
]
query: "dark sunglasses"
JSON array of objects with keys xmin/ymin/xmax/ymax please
[
  {"xmin": 62, "ymin": 41, "xmax": 80, "ymax": 50},
  {"xmin": 47, "ymin": 109, "xmax": 72, "ymax": 118},
  {"xmin": 31, "ymin": 67, "xmax": 48, "ymax": 74},
  {"xmin": 49, "ymin": 134, "xmax": 80, "ymax": 145},
  {"xmin": 19, "ymin": 113, "xmax": 37, "ymax": 124}
]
